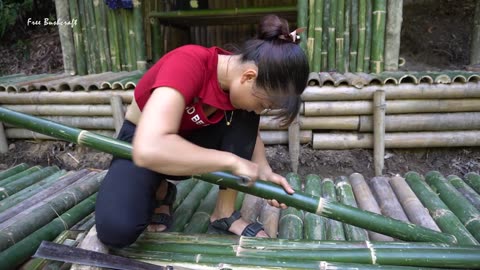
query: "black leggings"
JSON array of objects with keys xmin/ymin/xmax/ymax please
[{"xmin": 95, "ymin": 110, "xmax": 259, "ymax": 248}]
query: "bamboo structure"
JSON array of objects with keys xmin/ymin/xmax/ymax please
[
  {"xmin": 373, "ymin": 90, "xmax": 385, "ymax": 176},
  {"xmin": 471, "ymin": 0, "xmax": 480, "ymax": 65},
  {"xmin": 384, "ymin": 0, "xmax": 403, "ymax": 71}
]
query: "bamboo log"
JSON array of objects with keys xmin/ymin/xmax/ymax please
[
  {"xmin": 350, "ymin": 0, "xmax": 359, "ymax": 72},
  {"xmin": 71, "ymin": 226, "xmax": 108, "ymax": 270},
  {"xmin": 308, "ymin": 0, "xmax": 316, "ymax": 70},
  {"xmin": 363, "ymin": 0, "xmax": 373, "ymax": 72},
  {"xmin": 133, "ymin": 0, "xmax": 147, "ymax": 71},
  {"xmin": 1, "ymin": 104, "xmax": 121, "ymax": 116},
  {"xmin": 470, "ymin": 0, "xmax": 480, "ymax": 65},
  {"xmin": 373, "ymin": 90, "xmax": 385, "ymax": 176},
  {"xmin": 335, "ymin": 0, "xmax": 345, "ymax": 72},
  {"xmin": 288, "ymin": 115, "xmax": 300, "ymax": 173},
  {"xmin": 259, "ymin": 130, "xmax": 312, "ymax": 145},
  {"xmin": 335, "ymin": 176, "xmax": 369, "ymax": 241},
  {"xmin": 110, "ymin": 95, "xmax": 125, "ymax": 135},
  {"xmin": 465, "ymin": 172, "xmax": 480, "ymax": 194},
  {"xmin": 54, "ymin": 0, "xmax": 76, "ymax": 75},
  {"xmin": 0, "ymin": 108, "xmax": 459, "ymax": 244},
  {"xmin": 0, "ymin": 90, "xmax": 134, "ymax": 104},
  {"xmin": 5, "ymin": 128, "xmax": 114, "ymax": 140},
  {"xmin": 321, "ymin": 0, "xmax": 330, "ymax": 70},
  {"xmin": 92, "ymin": 0, "xmax": 108, "ymax": 72},
  {"xmin": 322, "ymin": 178, "xmax": 345, "ymax": 240},
  {"xmin": 259, "ymin": 198, "xmax": 280, "ymax": 238},
  {"xmin": 304, "ymin": 174, "xmax": 326, "ymax": 240},
  {"xmin": 384, "ymin": 0, "xmax": 402, "ymax": 71},
  {"xmin": 0, "ymin": 166, "xmax": 42, "ymax": 187},
  {"xmin": 4, "ymin": 116, "xmax": 115, "ymax": 130},
  {"xmin": 0, "ymin": 122, "xmax": 7, "ymax": 153},
  {"xmin": 312, "ymin": 0, "xmax": 323, "ymax": 72},
  {"xmin": 0, "ymin": 164, "xmax": 29, "ymax": 181},
  {"xmin": 349, "ymin": 173, "xmax": 393, "ymax": 241},
  {"xmin": 85, "ymin": 0, "xmax": 100, "ymax": 73},
  {"xmin": 404, "ymin": 171, "xmax": 479, "ymax": 245},
  {"xmin": 0, "ymin": 172, "xmax": 105, "ymax": 251},
  {"xmin": 370, "ymin": 0, "xmax": 387, "ymax": 73},
  {"xmin": 278, "ymin": 173, "xmax": 303, "ymax": 239},
  {"xmin": 173, "ymin": 179, "xmax": 198, "ymax": 212},
  {"xmin": 304, "ymin": 99, "xmax": 480, "ymax": 116},
  {"xmin": 327, "ymin": 0, "xmax": 337, "ymax": 70},
  {"xmin": 425, "ymin": 171, "xmax": 480, "ymax": 242},
  {"xmin": 389, "ymin": 175, "xmax": 440, "ymax": 231},
  {"xmin": 107, "ymin": 8, "xmax": 121, "ymax": 72},
  {"xmin": 182, "ymin": 186, "xmax": 219, "ymax": 234},
  {"xmin": 448, "ymin": 175, "xmax": 480, "ymax": 211},
  {"xmin": 312, "ymin": 131, "xmax": 480, "ymax": 149},
  {"xmin": 357, "ymin": 0, "xmax": 367, "ymax": 71},
  {"xmin": 68, "ymin": 0, "xmax": 86, "ymax": 75},
  {"xmin": 0, "ymin": 166, "xmax": 60, "ymax": 201},
  {"xmin": 299, "ymin": 116, "xmax": 359, "ymax": 130},
  {"xmin": 0, "ymin": 194, "xmax": 96, "ymax": 270},
  {"xmin": 370, "ymin": 176, "xmax": 409, "ymax": 222}
]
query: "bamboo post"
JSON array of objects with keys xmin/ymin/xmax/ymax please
[
  {"xmin": 322, "ymin": 178, "xmax": 346, "ymax": 240},
  {"xmin": 71, "ymin": 226, "xmax": 108, "ymax": 270},
  {"xmin": 288, "ymin": 115, "xmax": 300, "ymax": 173},
  {"xmin": 384, "ymin": 0, "xmax": 403, "ymax": 71},
  {"xmin": 133, "ymin": 0, "xmax": 147, "ymax": 71},
  {"xmin": 373, "ymin": 90, "xmax": 385, "ymax": 176},
  {"xmin": 312, "ymin": 0, "xmax": 323, "ymax": 71},
  {"xmin": 370, "ymin": 176, "xmax": 409, "ymax": 222},
  {"xmin": 370, "ymin": 0, "xmax": 387, "ymax": 73},
  {"xmin": 85, "ymin": 0, "xmax": 100, "ymax": 73},
  {"xmin": 54, "ymin": 0, "xmax": 76, "ymax": 75},
  {"xmin": 110, "ymin": 95, "xmax": 125, "ymax": 135},
  {"xmin": 92, "ymin": 0, "xmax": 108, "ymax": 72},
  {"xmin": 78, "ymin": 0, "xmax": 92, "ymax": 74},
  {"xmin": 349, "ymin": 0, "xmax": 359, "ymax": 72},
  {"xmin": 470, "ymin": 0, "xmax": 480, "ymax": 65},
  {"xmin": 335, "ymin": 0, "xmax": 345, "ymax": 72},
  {"xmin": 68, "ymin": 0, "xmax": 87, "ymax": 75},
  {"xmin": 0, "ymin": 122, "xmax": 7, "ymax": 153}
]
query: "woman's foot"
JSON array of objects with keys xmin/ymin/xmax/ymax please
[
  {"xmin": 147, "ymin": 181, "xmax": 176, "ymax": 232},
  {"xmin": 209, "ymin": 210, "xmax": 269, "ymax": 237}
]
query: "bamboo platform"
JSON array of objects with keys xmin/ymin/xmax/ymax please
[{"xmin": 1, "ymin": 163, "xmax": 480, "ymax": 269}]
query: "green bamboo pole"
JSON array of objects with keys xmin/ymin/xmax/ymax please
[
  {"xmin": 335, "ymin": 0, "xmax": 345, "ymax": 72},
  {"xmin": 404, "ymin": 171, "xmax": 478, "ymax": 245},
  {"xmin": 93, "ymin": 0, "xmax": 109, "ymax": 72},
  {"xmin": 321, "ymin": 0, "xmax": 330, "ymax": 70},
  {"xmin": 76, "ymin": 0, "xmax": 92, "ymax": 74},
  {"xmin": 322, "ymin": 178, "xmax": 345, "ymax": 240},
  {"xmin": 370, "ymin": 0, "xmax": 386, "ymax": 73},
  {"xmin": 0, "ymin": 166, "xmax": 42, "ymax": 188},
  {"xmin": 0, "ymin": 166, "xmax": 60, "ymax": 201},
  {"xmin": 0, "ymin": 107, "xmax": 459, "ymax": 244},
  {"xmin": 357, "ymin": 0, "xmax": 367, "ymax": 71},
  {"xmin": 0, "ymin": 194, "xmax": 96, "ymax": 270},
  {"xmin": 308, "ymin": 0, "xmax": 316, "ymax": 70},
  {"xmin": 363, "ymin": 0, "xmax": 372, "ymax": 72},
  {"xmin": 183, "ymin": 186, "xmax": 219, "ymax": 233},
  {"xmin": 470, "ymin": 0, "xmax": 480, "ymax": 65},
  {"xmin": 335, "ymin": 176, "xmax": 368, "ymax": 241},
  {"xmin": 127, "ymin": 8, "xmax": 138, "ymax": 71},
  {"xmin": 173, "ymin": 178, "xmax": 198, "ymax": 211},
  {"xmin": 151, "ymin": 1, "xmax": 163, "ymax": 62},
  {"xmin": 171, "ymin": 181, "xmax": 213, "ymax": 232},
  {"xmin": 465, "ymin": 172, "xmax": 480, "ymax": 194},
  {"xmin": 0, "ymin": 163, "xmax": 29, "ymax": 181},
  {"xmin": 68, "ymin": 0, "xmax": 87, "ymax": 75},
  {"xmin": 303, "ymin": 174, "xmax": 326, "ymax": 240},
  {"xmin": 54, "ymin": 0, "xmax": 76, "ymax": 75},
  {"xmin": 107, "ymin": 7, "xmax": 121, "ymax": 72},
  {"xmin": 133, "ymin": 0, "xmax": 147, "ymax": 71},
  {"xmin": 384, "ymin": 0, "xmax": 402, "ymax": 71},
  {"xmin": 448, "ymin": 175, "xmax": 480, "ymax": 211},
  {"xmin": 349, "ymin": 0, "xmax": 359, "ymax": 72},
  {"xmin": 85, "ymin": 0, "xmax": 100, "ymax": 73},
  {"xmin": 278, "ymin": 173, "xmax": 304, "ymax": 239},
  {"xmin": 343, "ymin": 0, "xmax": 351, "ymax": 72},
  {"xmin": 425, "ymin": 171, "xmax": 480, "ymax": 242},
  {"xmin": 235, "ymin": 191, "xmax": 245, "ymax": 211},
  {"xmin": 312, "ymin": 0, "xmax": 323, "ymax": 72},
  {"xmin": 327, "ymin": 0, "xmax": 337, "ymax": 70},
  {"xmin": 0, "ymin": 171, "xmax": 105, "ymax": 251},
  {"xmin": 0, "ymin": 122, "xmax": 7, "ymax": 154}
]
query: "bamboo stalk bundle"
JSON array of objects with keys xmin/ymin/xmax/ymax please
[
  {"xmin": 259, "ymin": 130, "xmax": 312, "ymax": 145},
  {"xmin": 0, "ymin": 164, "xmax": 29, "ymax": 181},
  {"xmin": 335, "ymin": 0, "xmax": 346, "ymax": 72},
  {"xmin": 1, "ymin": 104, "xmax": 120, "ymax": 116},
  {"xmin": 0, "ymin": 194, "xmax": 96, "ymax": 270},
  {"xmin": 0, "ymin": 166, "xmax": 60, "ymax": 201},
  {"xmin": 471, "ymin": 0, "xmax": 480, "ymax": 65},
  {"xmin": 370, "ymin": 0, "xmax": 386, "ymax": 73},
  {"xmin": 278, "ymin": 173, "xmax": 304, "ymax": 239},
  {"xmin": 133, "ymin": 0, "xmax": 147, "ymax": 71},
  {"xmin": 373, "ymin": 90, "xmax": 385, "ymax": 176},
  {"xmin": 0, "ymin": 108, "xmax": 459, "ymax": 244},
  {"xmin": 363, "ymin": 0, "xmax": 372, "ymax": 72},
  {"xmin": 425, "ymin": 171, "xmax": 480, "ymax": 242},
  {"xmin": 68, "ymin": 0, "xmax": 86, "ymax": 75},
  {"xmin": 54, "ymin": 0, "xmax": 76, "ymax": 75},
  {"xmin": 321, "ymin": 0, "xmax": 330, "ymax": 70},
  {"xmin": 0, "ymin": 171, "xmax": 105, "ymax": 251},
  {"xmin": 304, "ymin": 174, "xmax": 326, "ymax": 240},
  {"xmin": 356, "ymin": 0, "xmax": 367, "ymax": 71},
  {"xmin": 312, "ymin": 0, "xmax": 323, "ymax": 72},
  {"xmin": 349, "ymin": 173, "xmax": 393, "ymax": 241},
  {"xmin": 322, "ymin": 178, "xmax": 345, "ymax": 240},
  {"xmin": 107, "ymin": 8, "xmax": 121, "ymax": 72},
  {"xmin": 370, "ymin": 176, "xmax": 409, "ymax": 222},
  {"xmin": 0, "ymin": 170, "xmax": 89, "ymax": 224},
  {"xmin": 350, "ymin": 0, "xmax": 359, "ymax": 71},
  {"xmin": 404, "ymin": 171, "xmax": 479, "ymax": 245},
  {"xmin": 182, "ymin": 186, "xmax": 219, "ymax": 234},
  {"xmin": 448, "ymin": 175, "xmax": 480, "ymax": 211},
  {"xmin": 389, "ymin": 175, "xmax": 440, "ymax": 231},
  {"xmin": 465, "ymin": 172, "xmax": 480, "ymax": 194},
  {"xmin": 171, "ymin": 181, "xmax": 213, "ymax": 232},
  {"xmin": 0, "ymin": 166, "xmax": 42, "ymax": 187},
  {"xmin": 259, "ymin": 198, "xmax": 280, "ymax": 238},
  {"xmin": 335, "ymin": 176, "xmax": 369, "ymax": 240},
  {"xmin": 384, "ymin": 0, "xmax": 402, "ymax": 71},
  {"xmin": 172, "ymin": 179, "xmax": 198, "ymax": 212}
]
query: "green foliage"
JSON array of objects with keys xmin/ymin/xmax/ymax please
[{"xmin": 0, "ymin": 0, "xmax": 33, "ymax": 38}]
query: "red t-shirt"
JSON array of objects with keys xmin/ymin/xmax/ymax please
[{"xmin": 134, "ymin": 45, "xmax": 235, "ymax": 134}]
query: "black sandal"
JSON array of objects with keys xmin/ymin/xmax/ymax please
[
  {"xmin": 208, "ymin": 210, "xmax": 267, "ymax": 237},
  {"xmin": 150, "ymin": 181, "xmax": 177, "ymax": 230}
]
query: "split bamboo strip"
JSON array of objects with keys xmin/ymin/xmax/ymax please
[
  {"xmin": 363, "ymin": 0, "xmax": 372, "ymax": 72},
  {"xmin": 0, "ymin": 171, "xmax": 105, "ymax": 251},
  {"xmin": 312, "ymin": 0, "xmax": 323, "ymax": 72},
  {"xmin": 110, "ymin": 95, "xmax": 125, "ymax": 134},
  {"xmin": 0, "ymin": 166, "xmax": 60, "ymax": 201},
  {"xmin": 321, "ymin": 0, "xmax": 330, "ymax": 70},
  {"xmin": 0, "ymin": 170, "xmax": 89, "ymax": 224},
  {"xmin": 335, "ymin": 176, "xmax": 369, "ymax": 240},
  {"xmin": 357, "ymin": 0, "xmax": 367, "ymax": 71},
  {"xmin": 389, "ymin": 175, "xmax": 440, "ymax": 231},
  {"xmin": 173, "ymin": 178, "xmax": 198, "ymax": 211},
  {"xmin": 322, "ymin": 178, "xmax": 345, "ymax": 240},
  {"xmin": 349, "ymin": 0, "xmax": 359, "ymax": 72},
  {"xmin": 0, "ymin": 108, "xmax": 459, "ymax": 244},
  {"xmin": 0, "ymin": 166, "xmax": 42, "ymax": 187},
  {"xmin": 54, "ymin": 0, "xmax": 76, "ymax": 75},
  {"xmin": 312, "ymin": 131, "xmax": 480, "ymax": 149},
  {"xmin": 425, "ymin": 171, "xmax": 480, "ymax": 242},
  {"xmin": 343, "ymin": 0, "xmax": 351, "ymax": 72},
  {"xmin": 0, "ymin": 194, "xmax": 96, "ymax": 270},
  {"xmin": 465, "ymin": 172, "xmax": 480, "ymax": 194},
  {"xmin": 384, "ymin": 0, "xmax": 402, "ymax": 71},
  {"xmin": 278, "ymin": 173, "xmax": 303, "ymax": 239},
  {"xmin": 107, "ymin": 8, "xmax": 121, "ymax": 72},
  {"xmin": 307, "ymin": 0, "xmax": 316, "ymax": 70},
  {"xmin": 171, "ymin": 181, "xmax": 213, "ymax": 232},
  {"xmin": 373, "ymin": 90, "xmax": 385, "ymax": 176},
  {"xmin": 370, "ymin": 176, "xmax": 409, "ymax": 222},
  {"xmin": 259, "ymin": 198, "xmax": 280, "ymax": 238},
  {"xmin": 92, "ymin": 0, "xmax": 107, "ymax": 72},
  {"xmin": 370, "ymin": 0, "xmax": 387, "ymax": 73},
  {"xmin": 183, "ymin": 186, "xmax": 218, "ymax": 234},
  {"xmin": 1, "ymin": 104, "xmax": 118, "ymax": 116},
  {"xmin": 0, "ymin": 123, "xmax": 7, "ymax": 153},
  {"xmin": 335, "ymin": 0, "xmax": 345, "ymax": 72},
  {"xmin": 327, "ymin": 0, "xmax": 337, "ymax": 70},
  {"xmin": 68, "ymin": 0, "xmax": 86, "ymax": 75},
  {"xmin": 448, "ymin": 175, "xmax": 480, "ymax": 211},
  {"xmin": 470, "ymin": 0, "xmax": 480, "ymax": 65},
  {"xmin": 404, "ymin": 171, "xmax": 478, "ymax": 245},
  {"xmin": 349, "ymin": 173, "xmax": 393, "ymax": 241},
  {"xmin": 0, "ymin": 164, "xmax": 29, "ymax": 181},
  {"xmin": 288, "ymin": 115, "xmax": 300, "ymax": 172},
  {"xmin": 304, "ymin": 174, "xmax": 326, "ymax": 240}
]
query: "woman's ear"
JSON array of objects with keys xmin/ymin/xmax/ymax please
[{"xmin": 240, "ymin": 69, "xmax": 258, "ymax": 84}]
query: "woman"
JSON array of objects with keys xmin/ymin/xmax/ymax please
[{"xmin": 95, "ymin": 14, "xmax": 309, "ymax": 248}]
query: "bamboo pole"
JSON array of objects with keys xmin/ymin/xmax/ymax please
[
  {"xmin": 107, "ymin": 8, "xmax": 121, "ymax": 72},
  {"xmin": 321, "ymin": 0, "xmax": 330, "ymax": 70},
  {"xmin": 370, "ymin": 0, "xmax": 387, "ymax": 73},
  {"xmin": 1, "ymin": 104, "xmax": 120, "ymax": 116},
  {"xmin": 322, "ymin": 178, "xmax": 345, "ymax": 240},
  {"xmin": 304, "ymin": 174, "xmax": 326, "ymax": 240},
  {"xmin": 278, "ymin": 173, "xmax": 303, "ymax": 239},
  {"xmin": 0, "ymin": 108, "xmax": 459, "ymax": 244},
  {"xmin": 54, "ymin": 0, "xmax": 76, "ymax": 75},
  {"xmin": 384, "ymin": 0, "xmax": 402, "ymax": 71},
  {"xmin": 5, "ymin": 128, "xmax": 114, "ymax": 140},
  {"xmin": 110, "ymin": 95, "xmax": 125, "ymax": 135},
  {"xmin": 370, "ymin": 176, "xmax": 409, "ymax": 222},
  {"xmin": 85, "ymin": 0, "xmax": 100, "ymax": 73},
  {"xmin": 99, "ymin": 0, "xmax": 112, "ymax": 71},
  {"xmin": 465, "ymin": 172, "xmax": 480, "ymax": 194},
  {"xmin": 0, "ymin": 166, "xmax": 42, "ymax": 187},
  {"xmin": 363, "ymin": 0, "xmax": 373, "ymax": 72},
  {"xmin": 343, "ymin": 0, "xmax": 351, "ymax": 72},
  {"xmin": 68, "ymin": 0, "xmax": 87, "ymax": 75},
  {"xmin": 298, "ymin": 116, "xmax": 359, "ymax": 130},
  {"xmin": 357, "ymin": 0, "xmax": 367, "ymax": 71},
  {"xmin": 335, "ymin": 0, "xmax": 345, "ymax": 72},
  {"xmin": 77, "ymin": 0, "xmax": 92, "ymax": 74},
  {"xmin": 133, "ymin": 0, "xmax": 147, "ymax": 71},
  {"xmin": 0, "ymin": 166, "xmax": 60, "ymax": 201},
  {"xmin": 183, "ymin": 186, "xmax": 219, "ymax": 234},
  {"xmin": 259, "ymin": 130, "xmax": 312, "ymax": 145},
  {"xmin": 288, "ymin": 115, "xmax": 300, "ymax": 173},
  {"xmin": 308, "ymin": 0, "xmax": 316, "ymax": 70},
  {"xmin": 3, "ymin": 116, "xmax": 115, "ymax": 130},
  {"xmin": 349, "ymin": 173, "xmax": 393, "ymax": 241},
  {"xmin": 448, "ymin": 175, "xmax": 480, "ymax": 211},
  {"xmin": 404, "ymin": 171, "xmax": 479, "ymax": 245},
  {"xmin": 0, "ymin": 122, "xmax": 7, "ymax": 153},
  {"xmin": 373, "ymin": 90, "xmax": 385, "ymax": 176},
  {"xmin": 0, "ymin": 164, "xmax": 29, "ymax": 181},
  {"xmin": 470, "ymin": 0, "xmax": 480, "ymax": 65},
  {"xmin": 173, "ymin": 179, "xmax": 198, "ymax": 212},
  {"xmin": 150, "ymin": 3, "xmax": 162, "ymax": 62},
  {"xmin": 312, "ymin": 0, "xmax": 323, "ymax": 72},
  {"xmin": 327, "ymin": 0, "xmax": 337, "ymax": 70},
  {"xmin": 335, "ymin": 176, "xmax": 369, "ymax": 241},
  {"xmin": 389, "ymin": 175, "xmax": 440, "ymax": 231},
  {"xmin": 425, "ymin": 171, "xmax": 480, "ymax": 242},
  {"xmin": 350, "ymin": 0, "xmax": 359, "ymax": 71},
  {"xmin": 92, "ymin": 0, "xmax": 108, "ymax": 73}
]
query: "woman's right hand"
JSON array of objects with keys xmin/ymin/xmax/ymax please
[{"xmin": 229, "ymin": 156, "xmax": 260, "ymax": 185}]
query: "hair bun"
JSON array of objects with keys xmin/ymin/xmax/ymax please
[{"xmin": 257, "ymin": 14, "xmax": 290, "ymax": 42}]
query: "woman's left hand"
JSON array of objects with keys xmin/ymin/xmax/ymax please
[{"xmin": 259, "ymin": 167, "xmax": 294, "ymax": 209}]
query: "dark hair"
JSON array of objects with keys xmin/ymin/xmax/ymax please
[{"xmin": 237, "ymin": 14, "xmax": 309, "ymax": 126}]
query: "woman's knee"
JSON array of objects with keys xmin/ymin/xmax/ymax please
[{"xmin": 95, "ymin": 213, "xmax": 145, "ymax": 248}]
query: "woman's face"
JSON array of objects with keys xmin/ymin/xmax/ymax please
[{"xmin": 228, "ymin": 69, "xmax": 274, "ymax": 114}]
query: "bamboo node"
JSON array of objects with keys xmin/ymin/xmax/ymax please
[
  {"xmin": 431, "ymin": 209, "xmax": 451, "ymax": 219},
  {"xmin": 464, "ymin": 216, "xmax": 480, "ymax": 228},
  {"xmin": 366, "ymin": 240, "xmax": 377, "ymax": 264},
  {"xmin": 319, "ymin": 261, "xmax": 327, "ymax": 270},
  {"xmin": 316, "ymin": 197, "xmax": 326, "ymax": 215}
]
